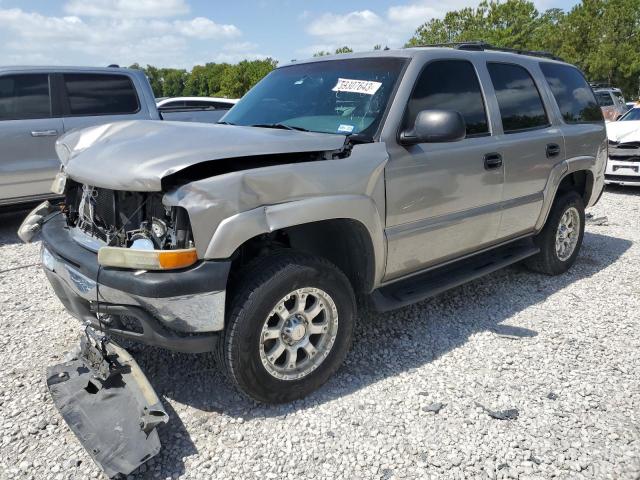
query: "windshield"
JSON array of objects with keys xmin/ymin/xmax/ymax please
[
  {"xmin": 222, "ymin": 57, "xmax": 407, "ymax": 137},
  {"xmin": 620, "ymin": 107, "xmax": 640, "ymax": 121}
]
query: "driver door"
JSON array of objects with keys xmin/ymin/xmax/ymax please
[{"xmin": 384, "ymin": 59, "xmax": 504, "ymax": 280}]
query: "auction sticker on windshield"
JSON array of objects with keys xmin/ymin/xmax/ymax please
[{"xmin": 332, "ymin": 78, "xmax": 382, "ymax": 95}]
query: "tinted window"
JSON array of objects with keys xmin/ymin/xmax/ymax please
[
  {"xmin": 595, "ymin": 92, "xmax": 614, "ymax": 107},
  {"xmin": 0, "ymin": 74, "xmax": 51, "ymax": 121},
  {"xmin": 404, "ymin": 60, "xmax": 488, "ymax": 136},
  {"xmin": 539, "ymin": 63, "xmax": 602, "ymax": 123},
  {"xmin": 63, "ymin": 74, "xmax": 139, "ymax": 115},
  {"xmin": 487, "ymin": 63, "xmax": 548, "ymax": 133}
]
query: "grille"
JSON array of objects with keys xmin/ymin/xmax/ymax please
[
  {"xmin": 605, "ymin": 174, "xmax": 640, "ymax": 182},
  {"xmin": 609, "ymin": 155, "xmax": 640, "ymax": 162}
]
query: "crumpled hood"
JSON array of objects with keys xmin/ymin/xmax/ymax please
[
  {"xmin": 56, "ymin": 120, "xmax": 348, "ymax": 191},
  {"xmin": 606, "ymin": 120, "xmax": 640, "ymax": 143}
]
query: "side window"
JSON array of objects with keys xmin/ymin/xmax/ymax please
[
  {"xmin": 539, "ymin": 63, "xmax": 602, "ymax": 123},
  {"xmin": 487, "ymin": 63, "xmax": 548, "ymax": 133},
  {"xmin": 404, "ymin": 60, "xmax": 489, "ymax": 136},
  {"xmin": 0, "ymin": 74, "xmax": 51, "ymax": 121},
  {"xmin": 63, "ymin": 73, "xmax": 139, "ymax": 116}
]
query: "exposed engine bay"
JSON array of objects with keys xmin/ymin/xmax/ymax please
[{"xmin": 63, "ymin": 180, "xmax": 193, "ymax": 251}]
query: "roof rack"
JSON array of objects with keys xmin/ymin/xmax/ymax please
[{"xmin": 407, "ymin": 41, "xmax": 563, "ymax": 62}]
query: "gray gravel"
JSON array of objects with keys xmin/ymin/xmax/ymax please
[{"xmin": 1, "ymin": 187, "xmax": 639, "ymax": 480}]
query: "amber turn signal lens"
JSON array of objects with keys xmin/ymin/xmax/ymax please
[
  {"xmin": 98, "ymin": 247, "xmax": 198, "ymax": 270},
  {"xmin": 157, "ymin": 249, "xmax": 198, "ymax": 270}
]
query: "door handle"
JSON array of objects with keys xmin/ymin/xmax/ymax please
[
  {"xmin": 484, "ymin": 152, "xmax": 503, "ymax": 170},
  {"xmin": 31, "ymin": 130, "xmax": 58, "ymax": 137},
  {"xmin": 546, "ymin": 143, "xmax": 561, "ymax": 158}
]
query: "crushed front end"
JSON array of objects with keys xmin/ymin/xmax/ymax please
[
  {"xmin": 39, "ymin": 179, "xmax": 230, "ymax": 349},
  {"xmin": 20, "ymin": 178, "xmax": 231, "ymax": 477}
]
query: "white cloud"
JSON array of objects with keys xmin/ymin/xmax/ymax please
[
  {"xmin": 304, "ymin": 0, "xmax": 552, "ymax": 55},
  {"xmin": 0, "ymin": 7, "xmax": 248, "ymax": 68},
  {"xmin": 174, "ymin": 17, "xmax": 240, "ymax": 39},
  {"xmin": 64, "ymin": 0, "xmax": 190, "ymax": 18}
]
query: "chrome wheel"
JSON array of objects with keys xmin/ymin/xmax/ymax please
[
  {"xmin": 259, "ymin": 287, "xmax": 338, "ymax": 381},
  {"xmin": 555, "ymin": 206, "xmax": 580, "ymax": 261}
]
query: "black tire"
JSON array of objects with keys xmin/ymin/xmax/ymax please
[
  {"xmin": 525, "ymin": 191, "xmax": 585, "ymax": 275},
  {"xmin": 219, "ymin": 251, "xmax": 356, "ymax": 403}
]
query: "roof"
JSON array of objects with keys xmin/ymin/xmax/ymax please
[
  {"xmin": 285, "ymin": 45, "xmax": 569, "ymax": 68},
  {"xmin": 0, "ymin": 65, "xmax": 136, "ymax": 74}
]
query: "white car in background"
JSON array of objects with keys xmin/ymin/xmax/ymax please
[
  {"xmin": 156, "ymin": 96, "xmax": 239, "ymax": 123},
  {"xmin": 605, "ymin": 105, "xmax": 640, "ymax": 186}
]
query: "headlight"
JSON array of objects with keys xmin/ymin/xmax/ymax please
[{"xmin": 97, "ymin": 247, "xmax": 198, "ymax": 270}]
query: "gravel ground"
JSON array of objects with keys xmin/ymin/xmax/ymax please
[{"xmin": 1, "ymin": 187, "xmax": 639, "ymax": 480}]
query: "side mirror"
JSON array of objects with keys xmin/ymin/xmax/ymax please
[{"xmin": 400, "ymin": 109, "xmax": 466, "ymax": 145}]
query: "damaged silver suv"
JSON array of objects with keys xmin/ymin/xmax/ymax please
[{"xmin": 20, "ymin": 43, "xmax": 606, "ymax": 476}]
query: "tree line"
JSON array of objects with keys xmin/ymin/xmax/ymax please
[
  {"xmin": 406, "ymin": 0, "xmax": 640, "ymax": 98},
  {"xmin": 131, "ymin": 0, "xmax": 640, "ymax": 99},
  {"xmin": 129, "ymin": 58, "xmax": 277, "ymax": 99}
]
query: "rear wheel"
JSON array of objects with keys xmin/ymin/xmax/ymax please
[
  {"xmin": 220, "ymin": 251, "xmax": 356, "ymax": 403},
  {"xmin": 525, "ymin": 191, "xmax": 585, "ymax": 275}
]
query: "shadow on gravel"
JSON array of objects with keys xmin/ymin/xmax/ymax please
[
  {"xmin": 605, "ymin": 184, "xmax": 640, "ymax": 196},
  {"xmin": 126, "ymin": 230, "xmax": 631, "ymax": 449},
  {"xmin": 0, "ymin": 205, "xmax": 37, "ymax": 246}
]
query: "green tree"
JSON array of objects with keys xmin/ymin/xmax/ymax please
[
  {"xmin": 405, "ymin": 0, "xmax": 640, "ymax": 97},
  {"xmin": 313, "ymin": 50, "xmax": 332, "ymax": 57},
  {"xmin": 335, "ymin": 46, "xmax": 354, "ymax": 54},
  {"xmin": 219, "ymin": 58, "xmax": 278, "ymax": 98},
  {"xmin": 161, "ymin": 69, "xmax": 187, "ymax": 97}
]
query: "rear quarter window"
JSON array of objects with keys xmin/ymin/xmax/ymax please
[
  {"xmin": 63, "ymin": 73, "xmax": 139, "ymax": 116},
  {"xmin": 487, "ymin": 62, "xmax": 549, "ymax": 133},
  {"xmin": 539, "ymin": 63, "xmax": 602, "ymax": 123},
  {"xmin": 0, "ymin": 74, "xmax": 51, "ymax": 121}
]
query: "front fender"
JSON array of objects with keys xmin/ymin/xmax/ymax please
[{"xmin": 206, "ymin": 195, "xmax": 387, "ymax": 286}]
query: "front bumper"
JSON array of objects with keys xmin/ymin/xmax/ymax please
[
  {"xmin": 41, "ymin": 214, "xmax": 230, "ymax": 353},
  {"xmin": 605, "ymin": 158, "xmax": 640, "ymax": 186}
]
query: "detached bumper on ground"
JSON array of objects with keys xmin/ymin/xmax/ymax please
[
  {"xmin": 40, "ymin": 214, "xmax": 230, "ymax": 353},
  {"xmin": 47, "ymin": 332, "xmax": 169, "ymax": 478}
]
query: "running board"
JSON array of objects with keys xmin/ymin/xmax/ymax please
[{"xmin": 372, "ymin": 240, "xmax": 540, "ymax": 312}]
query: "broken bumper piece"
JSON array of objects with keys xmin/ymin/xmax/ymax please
[{"xmin": 46, "ymin": 330, "xmax": 168, "ymax": 478}]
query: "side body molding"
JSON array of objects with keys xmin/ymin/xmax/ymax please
[{"xmin": 163, "ymin": 142, "xmax": 390, "ymax": 287}]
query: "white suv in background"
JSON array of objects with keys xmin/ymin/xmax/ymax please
[{"xmin": 606, "ymin": 105, "xmax": 640, "ymax": 186}]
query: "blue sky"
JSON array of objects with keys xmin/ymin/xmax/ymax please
[{"xmin": 0, "ymin": 0, "xmax": 580, "ymax": 69}]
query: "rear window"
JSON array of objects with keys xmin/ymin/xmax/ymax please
[
  {"xmin": 487, "ymin": 63, "xmax": 549, "ymax": 133},
  {"xmin": 539, "ymin": 63, "xmax": 602, "ymax": 123},
  {"xmin": 63, "ymin": 73, "xmax": 139, "ymax": 116},
  {"xmin": 595, "ymin": 92, "xmax": 614, "ymax": 107},
  {"xmin": 0, "ymin": 74, "xmax": 51, "ymax": 121}
]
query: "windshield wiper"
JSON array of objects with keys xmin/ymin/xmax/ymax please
[{"xmin": 250, "ymin": 123, "xmax": 309, "ymax": 132}]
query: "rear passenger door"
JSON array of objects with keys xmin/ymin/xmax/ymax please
[
  {"xmin": 60, "ymin": 73, "xmax": 146, "ymax": 133},
  {"xmin": 486, "ymin": 62, "xmax": 565, "ymax": 239},
  {"xmin": 538, "ymin": 63, "xmax": 605, "ymax": 197},
  {"xmin": 0, "ymin": 73, "xmax": 64, "ymax": 203}
]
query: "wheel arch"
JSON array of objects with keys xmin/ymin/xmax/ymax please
[
  {"xmin": 206, "ymin": 195, "xmax": 386, "ymax": 293},
  {"xmin": 535, "ymin": 159, "xmax": 595, "ymax": 231}
]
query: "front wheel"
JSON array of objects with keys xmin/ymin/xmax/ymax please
[
  {"xmin": 525, "ymin": 191, "xmax": 585, "ymax": 275},
  {"xmin": 220, "ymin": 252, "xmax": 356, "ymax": 403}
]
